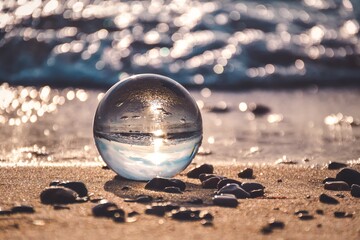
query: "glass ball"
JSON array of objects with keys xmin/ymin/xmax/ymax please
[{"xmin": 93, "ymin": 74, "xmax": 202, "ymax": 181}]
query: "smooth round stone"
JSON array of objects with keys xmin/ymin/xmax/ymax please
[
  {"xmin": 213, "ymin": 194, "xmax": 238, "ymax": 208},
  {"xmin": 145, "ymin": 177, "xmax": 186, "ymax": 191},
  {"xmin": 238, "ymin": 168, "xmax": 253, "ymax": 179},
  {"xmin": 241, "ymin": 182, "xmax": 265, "ymax": 192},
  {"xmin": 40, "ymin": 187, "xmax": 79, "ymax": 204},
  {"xmin": 217, "ymin": 183, "xmax": 250, "ymax": 199},
  {"xmin": 92, "ymin": 200, "xmax": 118, "ymax": 217},
  {"xmin": 336, "ymin": 168, "xmax": 360, "ymax": 186},
  {"xmin": 93, "ymin": 74, "xmax": 202, "ymax": 181},
  {"xmin": 319, "ymin": 193, "xmax": 339, "ymax": 204},
  {"xmin": 11, "ymin": 205, "xmax": 35, "ymax": 214},
  {"xmin": 57, "ymin": 181, "xmax": 88, "ymax": 197},
  {"xmin": 187, "ymin": 164, "xmax": 214, "ymax": 179},
  {"xmin": 327, "ymin": 161, "xmax": 347, "ymax": 170},
  {"xmin": 324, "ymin": 181, "xmax": 350, "ymax": 191},
  {"xmin": 217, "ymin": 179, "xmax": 242, "ymax": 190},
  {"xmin": 202, "ymin": 177, "xmax": 222, "ymax": 189}
]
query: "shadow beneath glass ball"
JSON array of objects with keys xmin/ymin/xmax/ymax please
[{"xmin": 103, "ymin": 175, "xmax": 210, "ymax": 205}]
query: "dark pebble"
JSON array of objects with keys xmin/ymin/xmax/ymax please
[
  {"xmin": 126, "ymin": 195, "xmax": 153, "ymax": 203},
  {"xmin": 316, "ymin": 209, "xmax": 324, "ymax": 215},
  {"xmin": 277, "ymin": 179, "xmax": 283, "ymax": 183},
  {"xmin": 40, "ymin": 187, "xmax": 79, "ymax": 204},
  {"xmin": 163, "ymin": 186, "xmax": 182, "ymax": 194},
  {"xmin": 11, "ymin": 205, "xmax": 35, "ymax": 214},
  {"xmin": 110, "ymin": 208, "xmax": 126, "ymax": 221},
  {"xmin": 261, "ymin": 226, "xmax": 273, "ymax": 234},
  {"xmin": 327, "ymin": 161, "xmax": 347, "ymax": 170},
  {"xmin": 92, "ymin": 201, "xmax": 118, "ymax": 218},
  {"xmin": 298, "ymin": 213, "xmax": 314, "ymax": 220},
  {"xmin": 334, "ymin": 211, "xmax": 353, "ymax": 218},
  {"xmin": 322, "ymin": 177, "xmax": 337, "ymax": 184},
  {"xmin": 217, "ymin": 184, "xmax": 250, "ymax": 199},
  {"xmin": 90, "ymin": 198, "xmax": 104, "ymax": 203},
  {"xmin": 186, "ymin": 164, "xmax": 214, "ymax": 179},
  {"xmin": 199, "ymin": 174, "xmax": 222, "ymax": 182},
  {"xmin": 186, "ymin": 198, "xmax": 203, "ymax": 204},
  {"xmin": 0, "ymin": 209, "xmax": 12, "ymax": 215},
  {"xmin": 128, "ymin": 211, "xmax": 140, "ymax": 217},
  {"xmin": 238, "ymin": 168, "xmax": 253, "ymax": 179},
  {"xmin": 249, "ymin": 103, "xmax": 271, "ymax": 116},
  {"xmin": 351, "ymin": 184, "xmax": 360, "ymax": 198},
  {"xmin": 53, "ymin": 204, "xmax": 70, "ymax": 210},
  {"xmin": 57, "ymin": 181, "xmax": 88, "ymax": 197},
  {"xmin": 217, "ymin": 179, "xmax": 242, "ymax": 190},
  {"xmin": 268, "ymin": 219, "xmax": 285, "ymax": 229},
  {"xmin": 145, "ymin": 205, "xmax": 166, "ymax": 217},
  {"xmin": 163, "ymin": 203, "xmax": 180, "ymax": 212},
  {"xmin": 145, "ymin": 177, "xmax": 186, "ymax": 191},
  {"xmin": 324, "ymin": 181, "xmax": 350, "ymax": 191},
  {"xmin": 202, "ymin": 177, "xmax": 221, "ymax": 189},
  {"xmin": 319, "ymin": 193, "xmax": 339, "ymax": 204},
  {"xmin": 171, "ymin": 209, "xmax": 201, "ymax": 221},
  {"xmin": 213, "ymin": 194, "xmax": 238, "ymax": 208},
  {"xmin": 241, "ymin": 182, "xmax": 265, "ymax": 192},
  {"xmin": 336, "ymin": 168, "xmax": 360, "ymax": 186},
  {"xmin": 200, "ymin": 211, "xmax": 214, "ymax": 221},
  {"xmin": 101, "ymin": 165, "xmax": 110, "ymax": 170},
  {"xmin": 201, "ymin": 219, "xmax": 213, "ymax": 226},
  {"xmin": 250, "ymin": 189, "xmax": 265, "ymax": 198},
  {"xmin": 294, "ymin": 210, "xmax": 309, "ymax": 215}
]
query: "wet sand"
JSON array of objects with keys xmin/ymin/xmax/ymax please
[{"xmin": 1, "ymin": 165, "xmax": 359, "ymax": 240}]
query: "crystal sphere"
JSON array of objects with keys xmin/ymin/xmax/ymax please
[{"xmin": 93, "ymin": 74, "xmax": 202, "ymax": 181}]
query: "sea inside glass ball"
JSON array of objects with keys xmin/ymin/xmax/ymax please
[{"xmin": 93, "ymin": 74, "xmax": 202, "ymax": 181}]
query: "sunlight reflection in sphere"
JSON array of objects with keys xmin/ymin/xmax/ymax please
[{"xmin": 93, "ymin": 74, "xmax": 202, "ymax": 181}]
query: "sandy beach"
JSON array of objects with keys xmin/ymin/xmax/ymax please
[{"xmin": 1, "ymin": 165, "xmax": 359, "ymax": 240}]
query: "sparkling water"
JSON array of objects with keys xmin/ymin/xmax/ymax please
[{"xmin": 93, "ymin": 74, "xmax": 202, "ymax": 181}]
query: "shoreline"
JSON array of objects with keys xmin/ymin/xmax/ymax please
[{"xmin": 1, "ymin": 165, "xmax": 359, "ymax": 240}]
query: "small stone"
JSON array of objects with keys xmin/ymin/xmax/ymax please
[
  {"xmin": 316, "ymin": 209, "xmax": 324, "ymax": 215},
  {"xmin": 40, "ymin": 187, "xmax": 79, "ymax": 204},
  {"xmin": 241, "ymin": 182, "xmax": 265, "ymax": 192},
  {"xmin": 0, "ymin": 209, "xmax": 12, "ymax": 215},
  {"xmin": 250, "ymin": 189, "xmax": 264, "ymax": 198},
  {"xmin": 261, "ymin": 226, "xmax": 273, "ymax": 234},
  {"xmin": 163, "ymin": 203, "xmax": 180, "ymax": 212},
  {"xmin": 268, "ymin": 219, "xmax": 285, "ymax": 229},
  {"xmin": 199, "ymin": 174, "xmax": 222, "ymax": 182},
  {"xmin": 217, "ymin": 184, "xmax": 250, "ymax": 199},
  {"xmin": 133, "ymin": 195, "xmax": 153, "ymax": 203},
  {"xmin": 217, "ymin": 179, "xmax": 242, "ymax": 190},
  {"xmin": 90, "ymin": 198, "xmax": 104, "ymax": 203},
  {"xmin": 53, "ymin": 204, "xmax": 70, "ymax": 210},
  {"xmin": 213, "ymin": 194, "xmax": 238, "ymax": 208},
  {"xmin": 186, "ymin": 198, "xmax": 203, "ymax": 204},
  {"xmin": 327, "ymin": 161, "xmax": 347, "ymax": 170},
  {"xmin": 324, "ymin": 181, "xmax": 350, "ymax": 191},
  {"xmin": 200, "ymin": 211, "xmax": 214, "ymax": 221},
  {"xmin": 202, "ymin": 177, "xmax": 221, "ymax": 189},
  {"xmin": 277, "ymin": 179, "xmax": 283, "ymax": 183},
  {"xmin": 201, "ymin": 219, "xmax": 213, "ymax": 226},
  {"xmin": 163, "ymin": 186, "xmax": 182, "ymax": 194},
  {"xmin": 92, "ymin": 200, "xmax": 118, "ymax": 218},
  {"xmin": 171, "ymin": 209, "xmax": 201, "ymax": 221},
  {"xmin": 145, "ymin": 205, "xmax": 166, "ymax": 216},
  {"xmin": 334, "ymin": 211, "xmax": 353, "ymax": 218},
  {"xmin": 249, "ymin": 103, "xmax": 271, "ymax": 116},
  {"xmin": 238, "ymin": 168, "xmax": 253, "ymax": 179},
  {"xmin": 145, "ymin": 177, "xmax": 186, "ymax": 191},
  {"xmin": 319, "ymin": 193, "xmax": 339, "ymax": 204},
  {"xmin": 102, "ymin": 165, "xmax": 110, "ymax": 170},
  {"xmin": 58, "ymin": 181, "xmax": 88, "ymax": 197},
  {"xmin": 187, "ymin": 164, "xmax": 214, "ymax": 178},
  {"xmin": 294, "ymin": 210, "xmax": 309, "ymax": 215},
  {"xmin": 110, "ymin": 209, "xmax": 126, "ymax": 222},
  {"xmin": 351, "ymin": 184, "xmax": 360, "ymax": 198},
  {"xmin": 128, "ymin": 211, "xmax": 140, "ymax": 217},
  {"xmin": 336, "ymin": 168, "xmax": 360, "ymax": 186},
  {"xmin": 11, "ymin": 205, "xmax": 35, "ymax": 214},
  {"xmin": 322, "ymin": 177, "xmax": 337, "ymax": 184},
  {"xmin": 298, "ymin": 213, "xmax": 314, "ymax": 220}
]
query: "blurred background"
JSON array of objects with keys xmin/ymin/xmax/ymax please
[{"xmin": 0, "ymin": 0, "xmax": 360, "ymax": 88}]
